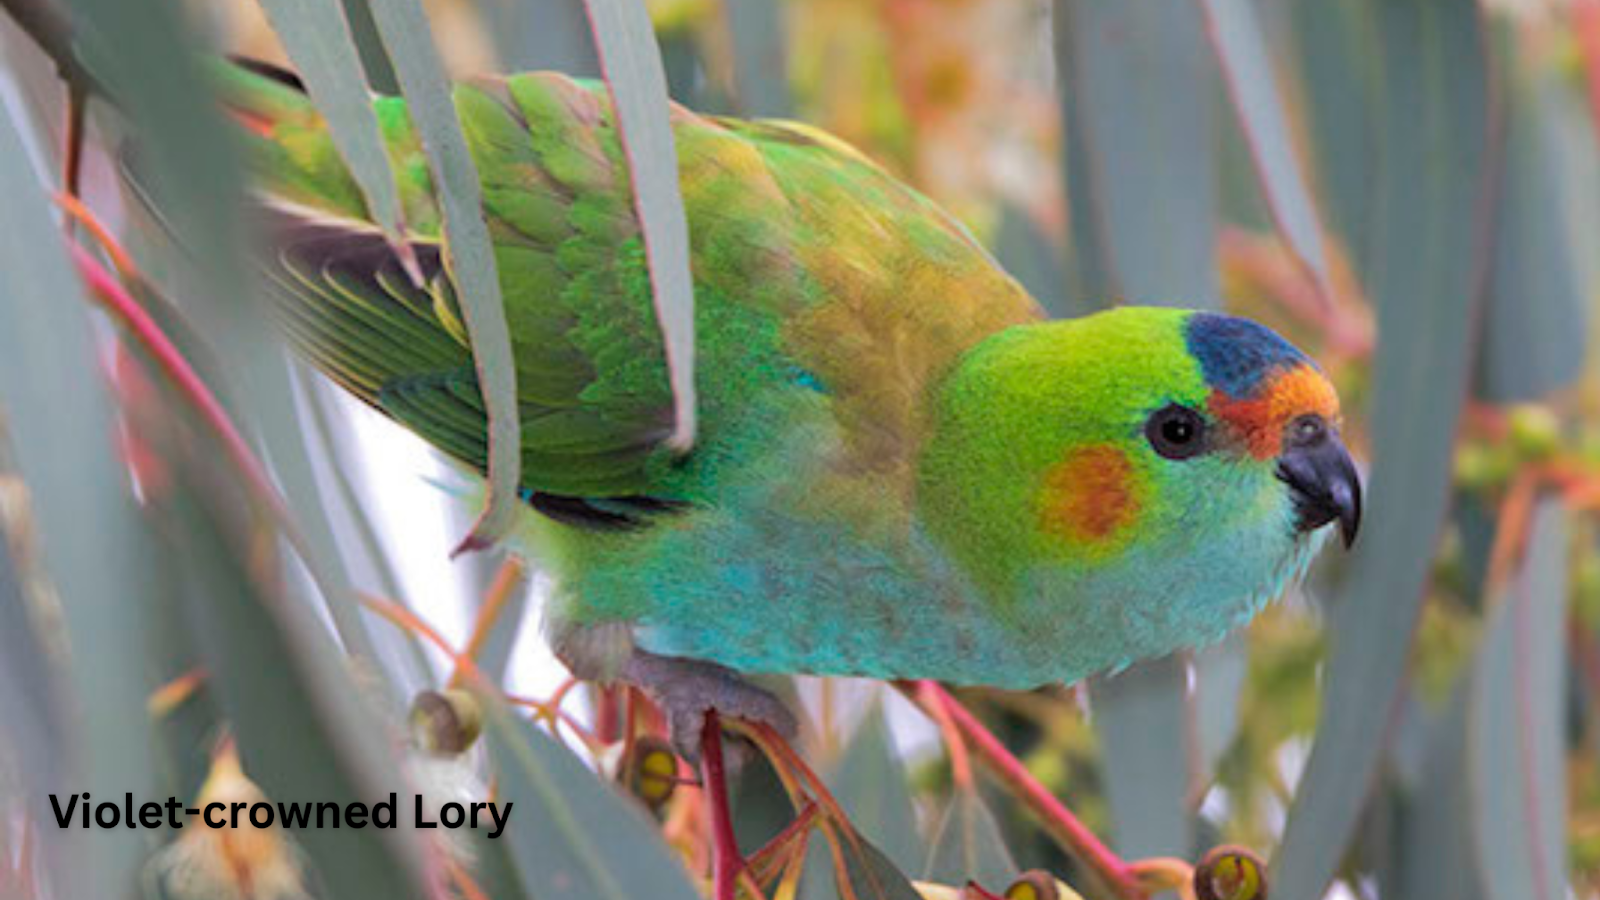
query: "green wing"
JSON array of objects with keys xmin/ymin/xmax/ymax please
[
  {"xmin": 231, "ymin": 66, "xmax": 685, "ymax": 501},
  {"xmin": 221, "ymin": 61, "xmax": 1040, "ymax": 512}
]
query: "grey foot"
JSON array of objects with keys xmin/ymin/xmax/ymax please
[{"xmin": 621, "ymin": 650, "xmax": 798, "ymax": 759}]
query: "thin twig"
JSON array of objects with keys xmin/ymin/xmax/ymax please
[
  {"xmin": 701, "ymin": 711, "xmax": 744, "ymax": 900},
  {"xmin": 449, "ymin": 556, "xmax": 525, "ymax": 688},
  {"xmin": 902, "ymin": 681, "xmax": 1144, "ymax": 900}
]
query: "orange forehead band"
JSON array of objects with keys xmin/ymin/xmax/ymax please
[{"xmin": 1208, "ymin": 364, "xmax": 1339, "ymax": 459}]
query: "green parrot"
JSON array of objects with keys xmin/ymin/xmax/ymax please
[{"xmin": 215, "ymin": 60, "xmax": 1360, "ymax": 747}]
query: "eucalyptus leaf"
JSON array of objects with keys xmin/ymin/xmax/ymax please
[
  {"xmin": 1469, "ymin": 500, "xmax": 1569, "ymax": 899},
  {"xmin": 478, "ymin": 0, "xmax": 600, "ymax": 76},
  {"xmin": 830, "ymin": 700, "xmax": 922, "ymax": 873},
  {"xmin": 1475, "ymin": 21, "xmax": 1588, "ymax": 402},
  {"xmin": 1201, "ymin": 0, "xmax": 1332, "ymax": 292},
  {"xmin": 1274, "ymin": 1, "xmax": 1492, "ymax": 896},
  {"xmin": 722, "ymin": 0, "xmax": 792, "ymax": 117},
  {"xmin": 0, "ymin": 100, "xmax": 158, "ymax": 899},
  {"xmin": 923, "ymin": 784, "xmax": 1018, "ymax": 890},
  {"xmin": 484, "ymin": 705, "xmax": 703, "ymax": 900},
  {"xmin": 164, "ymin": 488, "xmax": 430, "ymax": 900},
  {"xmin": 368, "ymin": 0, "xmax": 523, "ymax": 549},
  {"xmin": 1285, "ymin": 0, "xmax": 1380, "ymax": 270},
  {"xmin": 65, "ymin": 0, "xmax": 383, "ymax": 666},
  {"xmin": 1089, "ymin": 656, "xmax": 1192, "ymax": 859},
  {"xmin": 583, "ymin": 0, "xmax": 699, "ymax": 449},
  {"xmin": 1053, "ymin": 0, "xmax": 1219, "ymax": 306},
  {"xmin": 256, "ymin": 0, "xmax": 411, "ymax": 249},
  {"xmin": 1394, "ymin": 689, "xmax": 1488, "ymax": 900}
]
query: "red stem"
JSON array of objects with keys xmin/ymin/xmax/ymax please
[
  {"xmin": 911, "ymin": 681, "xmax": 1143, "ymax": 900},
  {"xmin": 70, "ymin": 244, "xmax": 288, "ymax": 523},
  {"xmin": 701, "ymin": 710, "xmax": 744, "ymax": 900}
]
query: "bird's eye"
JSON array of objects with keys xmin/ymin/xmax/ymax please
[
  {"xmin": 1288, "ymin": 414, "xmax": 1327, "ymax": 447},
  {"xmin": 1145, "ymin": 404, "xmax": 1208, "ymax": 460}
]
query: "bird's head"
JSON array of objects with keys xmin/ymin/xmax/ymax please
[{"xmin": 917, "ymin": 307, "xmax": 1360, "ymax": 666}]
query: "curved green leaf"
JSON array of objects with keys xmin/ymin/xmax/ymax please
[
  {"xmin": 165, "ymin": 490, "xmax": 431, "ymax": 900},
  {"xmin": 831, "ymin": 700, "xmax": 921, "ymax": 873},
  {"xmin": 923, "ymin": 785, "xmax": 1018, "ymax": 890},
  {"xmin": 722, "ymin": 0, "xmax": 792, "ymax": 117}
]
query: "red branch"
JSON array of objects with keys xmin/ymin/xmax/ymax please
[
  {"xmin": 70, "ymin": 244, "xmax": 288, "ymax": 523},
  {"xmin": 905, "ymin": 681, "xmax": 1144, "ymax": 900},
  {"xmin": 701, "ymin": 711, "xmax": 744, "ymax": 900}
]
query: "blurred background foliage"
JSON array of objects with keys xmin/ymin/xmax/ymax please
[{"xmin": 0, "ymin": 0, "xmax": 1598, "ymax": 899}]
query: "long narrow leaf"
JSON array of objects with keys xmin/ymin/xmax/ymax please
[
  {"xmin": 0, "ymin": 101, "xmax": 157, "ymax": 898},
  {"xmin": 64, "ymin": 0, "xmax": 385, "ymax": 666},
  {"xmin": 478, "ymin": 0, "xmax": 601, "ymax": 75},
  {"xmin": 1469, "ymin": 499, "xmax": 1569, "ymax": 900},
  {"xmin": 367, "ymin": 0, "xmax": 523, "ymax": 552},
  {"xmin": 257, "ymin": 0, "xmax": 412, "ymax": 255},
  {"xmin": 1475, "ymin": 21, "xmax": 1588, "ymax": 402},
  {"xmin": 1273, "ymin": 1, "xmax": 1493, "ymax": 895},
  {"xmin": 583, "ymin": 0, "xmax": 698, "ymax": 450},
  {"xmin": 1090, "ymin": 657, "xmax": 1193, "ymax": 858},
  {"xmin": 165, "ymin": 489, "xmax": 432, "ymax": 900},
  {"xmin": 485, "ymin": 705, "xmax": 703, "ymax": 900},
  {"xmin": 721, "ymin": 0, "xmax": 792, "ymax": 118},
  {"xmin": 1201, "ymin": 0, "xmax": 1333, "ymax": 297},
  {"xmin": 1053, "ymin": 0, "xmax": 1219, "ymax": 305}
]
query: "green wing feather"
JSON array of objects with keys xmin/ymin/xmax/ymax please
[{"xmin": 217, "ymin": 60, "xmax": 1039, "ymax": 508}]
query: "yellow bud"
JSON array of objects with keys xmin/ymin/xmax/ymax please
[
  {"xmin": 1195, "ymin": 845, "xmax": 1268, "ymax": 900},
  {"xmin": 1003, "ymin": 869, "xmax": 1084, "ymax": 900},
  {"xmin": 623, "ymin": 736, "xmax": 680, "ymax": 810}
]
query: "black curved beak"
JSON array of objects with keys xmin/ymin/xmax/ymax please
[{"xmin": 1277, "ymin": 427, "xmax": 1362, "ymax": 548}]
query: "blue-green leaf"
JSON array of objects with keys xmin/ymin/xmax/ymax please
[
  {"xmin": 1468, "ymin": 499, "xmax": 1569, "ymax": 899},
  {"xmin": 477, "ymin": 0, "xmax": 601, "ymax": 76},
  {"xmin": 368, "ymin": 0, "xmax": 523, "ymax": 550},
  {"xmin": 583, "ymin": 0, "xmax": 698, "ymax": 450},
  {"xmin": 1393, "ymin": 689, "xmax": 1487, "ymax": 900},
  {"xmin": 993, "ymin": 202, "xmax": 1075, "ymax": 320},
  {"xmin": 163, "ymin": 490, "xmax": 430, "ymax": 899},
  {"xmin": 1285, "ymin": 0, "xmax": 1380, "ymax": 271},
  {"xmin": 831, "ymin": 700, "xmax": 922, "ymax": 873},
  {"xmin": 484, "ymin": 706, "xmax": 703, "ymax": 900},
  {"xmin": 1475, "ymin": 22, "xmax": 1589, "ymax": 402},
  {"xmin": 256, "ymin": 0, "xmax": 411, "ymax": 252},
  {"xmin": 721, "ymin": 0, "xmax": 793, "ymax": 118},
  {"xmin": 1053, "ymin": 0, "xmax": 1219, "ymax": 306},
  {"xmin": 1090, "ymin": 657, "xmax": 1193, "ymax": 858},
  {"xmin": 923, "ymin": 784, "xmax": 1018, "ymax": 890},
  {"xmin": 1273, "ymin": 1, "xmax": 1492, "ymax": 896},
  {"xmin": 0, "ymin": 104, "xmax": 156, "ymax": 898},
  {"xmin": 1201, "ymin": 0, "xmax": 1332, "ymax": 292}
]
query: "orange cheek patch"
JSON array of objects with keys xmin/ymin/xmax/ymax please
[
  {"xmin": 1209, "ymin": 364, "xmax": 1340, "ymax": 459},
  {"xmin": 1040, "ymin": 444, "xmax": 1143, "ymax": 546}
]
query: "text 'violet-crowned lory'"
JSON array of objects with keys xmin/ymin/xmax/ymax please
[{"xmin": 211, "ymin": 60, "xmax": 1361, "ymax": 747}]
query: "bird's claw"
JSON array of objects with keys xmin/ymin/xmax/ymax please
[{"xmin": 620, "ymin": 651, "xmax": 798, "ymax": 762}]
